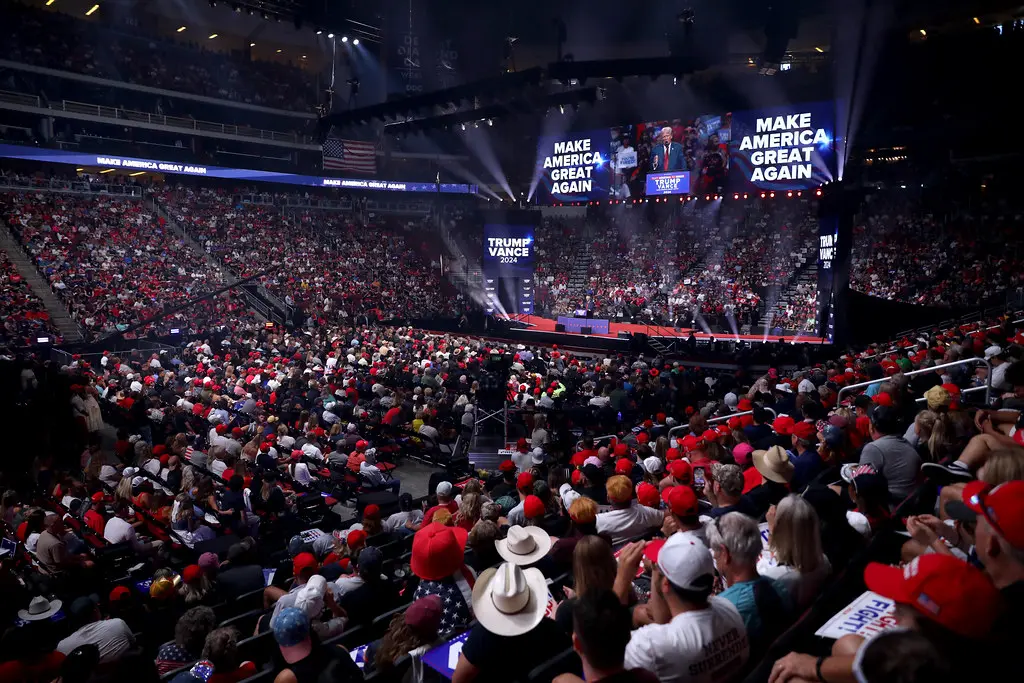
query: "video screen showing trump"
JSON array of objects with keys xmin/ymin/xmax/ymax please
[{"xmin": 610, "ymin": 113, "xmax": 731, "ymax": 199}]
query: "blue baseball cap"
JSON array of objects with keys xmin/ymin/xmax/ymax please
[{"xmin": 273, "ymin": 607, "xmax": 313, "ymax": 663}]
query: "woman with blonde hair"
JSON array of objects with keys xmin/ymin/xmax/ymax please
[
  {"xmin": 453, "ymin": 492, "xmax": 482, "ymax": 531},
  {"xmin": 114, "ymin": 475, "xmax": 134, "ymax": 506},
  {"xmin": 654, "ymin": 436, "xmax": 669, "ymax": 461},
  {"xmin": 554, "ymin": 535, "xmax": 618, "ymax": 633},
  {"xmin": 758, "ymin": 494, "xmax": 831, "ymax": 609}
]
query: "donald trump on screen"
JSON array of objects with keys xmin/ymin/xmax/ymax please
[{"xmin": 649, "ymin": 126, "xmax": 687, "ymax": 172}]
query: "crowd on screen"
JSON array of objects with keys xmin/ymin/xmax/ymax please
[
  {"xmin": 2, "ymin": 307, "xmax": 1024, "ymax": 683},
  {"xmin": 0, "ymin": 3, "xmax": 318, "ymax": 112}
]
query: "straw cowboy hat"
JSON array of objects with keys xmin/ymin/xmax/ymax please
[
  {"xmin": 495, "ymin": 525, "xmax": 551, "ymax": 566},
  {"xmin": 752, "ymin": 445, "xmax": 795, "ymax": 484},
  {"xmin": 471, "ymin": 562, "xmax": 548, "ymax": 637},
  {"xmin": 18, "ymin": 596, "xmax": 62, "ymax": 621}
]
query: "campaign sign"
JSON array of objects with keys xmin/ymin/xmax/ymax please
[
  {"xmin": 645, "ymin": 171, "xmax": 691, "ymax": 196},
  {"xmin": 814, "ymin": 591, "xmax": 898, "ymax": 640},
  {"xmin": 535, "ymin": 130, "xmax": 611, "ymax": 203},
  {"xmin": 730, "ymin": 103, "xmax": 835, "ymax": 191},
  {"xmin": 422, "ymin": 631, "xmax": 471, "ymax": 679}
]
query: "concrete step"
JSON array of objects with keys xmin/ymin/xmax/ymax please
[{"xmin": 0, "ymin": 224, "xmax": 84, "ymax": 343}]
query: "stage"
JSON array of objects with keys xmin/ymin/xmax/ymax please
[{"xmin": 506, "ymin": 314, "xmax": 830, "ymax": 345}]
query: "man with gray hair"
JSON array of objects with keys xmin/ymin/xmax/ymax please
[
  {"xmin": 704, "ymin": 463, "xmax": 749, "ymax": 518},
  {"xmin": 650, "ymin": 126, "xmax": 686, "ymax": 172},
  {"xmin": 705, "ymin": 512, "xmax": 792, "ymax": 657}
]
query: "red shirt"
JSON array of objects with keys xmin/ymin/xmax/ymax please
[
  {"xmin": 0, "ymin": 652, "xmax": 65, "ymax": 683},
  {"xmin": 209, "ymin": 662, "xmax": 257, "ymax": 683},
  {"xmin": 423, "ymin": 501, "xmax": 459, "ymax": 526},
  {"xmin": 84, "ymin": 509, "xmax": 106, "ymax": 536},
  {"xmin": 382, "ymin": 407, "xmax": 402, "ymax": 425},
  {"xmin": 570, "ymin": 449, "xmax": 598, "ymax": 467}
]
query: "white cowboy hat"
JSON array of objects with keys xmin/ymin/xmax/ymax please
[
  {"xmin": 471, "ymin": 563, "xmax": 547, "ymax": 637},
  {"xmin": 18, "ymin": 596, "xmax": 62, "ymax": 621},
  {"xmin": 495, "ymin": 525, "xmax": 551, "ymax": 566}
]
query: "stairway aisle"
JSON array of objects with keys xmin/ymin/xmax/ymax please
[{"xmin": 0, "ymin": 224, "xmax": 84, "ymax": 342}]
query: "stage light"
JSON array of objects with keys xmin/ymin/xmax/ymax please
[
  {"xmin": 815, "ymin": 189, "xmax": 822, "ymax": 196},
  {"xmin": 129, "ymin": 171, "xmax": 146, "ymax": 177},
  {"xmin": 208, "ymin": 33, "xmax": 218, "ymax": 39},
  {"xmin": 705, "ymin": 194, "xmax": 710, "ymax": 200},
  {"xmin": 559, "ymin": 104, "xmax": 564, "ymax": 114},
  {"xmin": 353, "ymin": 39, "xmax": 360, "ymax": 45},
  {"xmin": 85, "ymin": 3, "xmax": 99, "ymax": 15},
  {"xmin": 276, "ymin": 49, "xmax": 282, "ymax": 53},
  {"xmin": 341, "ymin": 36, "xmax": 348, "ymax": 42},
  {"xmin": 797, "ymin": 191, "xmax": 802, "ymax": 197},
  {"xmin": 177, "ymin": 26, "xmax": 186, "ymax": 32},
  {"xmin": 301, "ymin": 55, "xmax": 307, "ymax": 59},
  {"xmin": 250, "ymin": 42, "xmax": 256, "ymax": 47},
  {"xmin": 317, "ymin": 29, "xmax": 322, "ymax": 35},
  {"xmin": 733, "ymin": 193, "xmax": 739, "ymax": 199},
  {"xmin": 46, "ymin": 0, "xmax": 56, "ymax": 5},
  {"xmin": 460, "ymin": 123, "xmax": 466, "ymax": 131},
  {"xmin": 814, "ymin": 46, "xmax": 823, "ymax": 53},
  {"xmin": 973, "ymin": 17, "xmax": 980, "ymax": 24},
  {"xmin": 679, "ymin": 197, "xmax": 683, "ymax": 202},
  {"xmin": 328, "ymin": 33, "xmax": 334, "ymax": 38},
  {"xmin": 100, "ymin": 168, "xmax": 115, "ymax": 174},
  {"xmin": 787, "ymin": 191, "xmax": 793, "ymax": 198},
  {"xmin": 919, "ymin": 29, "xmax": 927, "ymax": 37},
  {"xmin": 760, "ymin": 192, "xmax": 766, "ymax": 198},
  {"xmin": 743, "ymin": 193, "xmax": 748, "ymax": 199},
  {"xmin": 769, "ymin": 192, "xmax": 775, "ymax": 198},
  {"xmin": 487, "ymin": 119, "xmax": 493, "ymax": 126}
]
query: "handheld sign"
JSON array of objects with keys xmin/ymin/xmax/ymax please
[
  {"xmin": 814, "ymin": 591, "xmax": 897, "ymax": 640},
  {"xmin": 422, "ymin": 631, "xmax": 471, "ymax": 679}
]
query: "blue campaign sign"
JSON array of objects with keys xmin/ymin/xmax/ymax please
[
  {"xmin": 645, "ymin": 171, "xmax": 691, "ymax": 196},
  {"xmin": 421, "ymin": 631, "xmax": 471, "ymax": 679}
]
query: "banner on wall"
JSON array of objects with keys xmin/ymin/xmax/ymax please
[{"xmin": 0, "ymin": 144, "xmax": 477, "ymax": 194}]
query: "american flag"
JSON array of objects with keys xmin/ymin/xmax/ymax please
[{"xmin": 322, "ymin": 138, "xmax": 377, "ymax": 174}]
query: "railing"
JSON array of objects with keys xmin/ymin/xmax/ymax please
[
  {"xmin": 0, "ymin": 177, "xmax": 144, "ymax": 196},
  {"xmin": 837, "ymin": 358, "xmax": 993, "ymax": 405},
  {"xmin": 914, "ymin": 385, "xmax": 988, "ymax": 405},
  {"xmin": 667, "ymin": 410, "xmax": 757, "ymax": 442},
  {"xmin": 0, "ymin": 90, "xmax": 314, "ymax": 146}
]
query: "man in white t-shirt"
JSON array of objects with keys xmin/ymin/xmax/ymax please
[
  {"xmin": 104, "ymin": 504, "xmax": 162, "ymax": 555},
  {"xmin": 622, "ymin": 534, "xmax": 749, "ymax": 683}
]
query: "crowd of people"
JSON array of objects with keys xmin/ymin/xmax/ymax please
[
  {"xmin": 1, "ymin": 2, "xmax": 319, "ymax": 112},
  {"xmin": 157, "ymin": 187, "xmax": 466, "ymax": 324},
  {"xmin": 0, "ymin": 248, "xmax": 61, "ymax": 347},
  {"xmin": 0, "ymin": 190, "xmax": 259, "ymax": 340},
  {"xmin": 850, "ymin": 192, "xmax": 1023, "ymax": 307},
  {"xmin": 1, "ymin": 298, "xmax": 1023, "ymax": 682}
]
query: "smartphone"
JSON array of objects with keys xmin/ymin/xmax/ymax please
[{"xmin": 693, "ymin": 467, "xmax": 706, "ymax": 488}]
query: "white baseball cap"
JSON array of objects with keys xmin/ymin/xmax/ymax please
[
  {"xmin": 436, "ymin": 481, "xmax": 453, "ymax": 497},
  {"xmin": 654, "ymin": 533, "xmax": 714, "ymax": 590}
]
